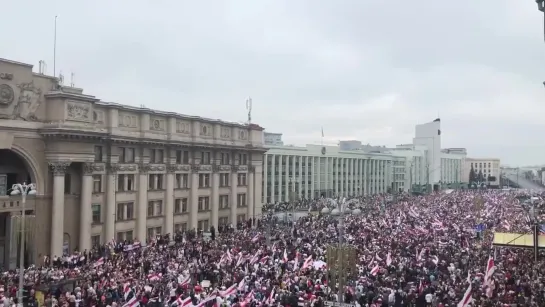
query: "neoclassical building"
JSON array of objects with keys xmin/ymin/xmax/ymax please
[{"xmin": 0, "ymin": 58, "xmax": 265, "ymax": 268}]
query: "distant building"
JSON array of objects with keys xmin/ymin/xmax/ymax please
[
  {"xmin": 263, "ymin": 132, "xmax": 284, "ymax": 146},
  {"xmin": 464, "ymin": 158, "xmax": 501, "ymax": 186}
]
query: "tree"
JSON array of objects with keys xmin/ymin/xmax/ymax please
[
  {"xmin": 469, "ymin": 166, "xmax": 476, "ymax": 182},
  {"xmin": 477, "ymin": 170, "xmax": 484, "ymax": 182}
]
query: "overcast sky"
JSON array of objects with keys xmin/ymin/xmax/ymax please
[{"xmin": 3, "ymin": 0, "xmax": 545, "ymax": 166}]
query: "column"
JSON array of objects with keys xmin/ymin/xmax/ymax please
[
  {"xmin": 253, "ymin": 165, "xmax": 263, "ymax": 219},
  {"xmin": 211, "ymin": 166, "xmax": 220, "ymax": 229},
  {"xmin": 5, "ymin": 213, "xmax": 16, "ymax": 269},
  {"xmin": 80, "ymin": 163, "xmax": 93, "ymax": 251},
  {"xmin": 305, "ymin": 156, "xmax": 309, "ymax": 199},
  {"xmin": 248, "ymin": 167, "xmax": 255, "ymax": 222},
  {"xmin": 49, "ymin": 161, "xmax": 70, "ymax": 256},
  {"xmin": 278, "ymin": 156, "xmax": 283, "ymax": 203},
  {"xmin": 298, "ymin": 157, "xmax": 303, "ymax": 199},
  {"xmin": 316, "ymin": 157, "xmax": 322, "ymax": 197},
  {"xmin": 340, "ymin": 159, "xmax": 344, "ymax": 197},
  {"xmin": 335, "ymin": 158, "xmax": 339, "ymax": 196},
  {"xmin": 137, "ymin": 165, "xmax": 148, "ymax": 242},
  {"xmin": 310, "ymin": 157, "xmax": 315, "ymax": 198},
  {"xmin": 190, "ymin": 165, "xmax": 199, "ymax": 230},
  {"xmin": 230, "ymin": 167, "xmax": 238, "ymax": 228},
  {"xmin": 284, "ymin": 156, "xmax": 289, "ymax": 202},
  {"xmin": 105, "ymin": 164, "xmax": 117, "ymax": 243},
  {"xmin": 165, "ymin": 168, "xmax": 174, "ymax": 237},
  {"xmin": 263, "ymin": 155, "xmax": 268, "ymax": 204},
  {"xmin": 270, "ymin": 155, "xmax": 275, "ymax": 203},
  {"xmin": 324, "ymin": 157, "xmax": 329, "ymax": 197}
]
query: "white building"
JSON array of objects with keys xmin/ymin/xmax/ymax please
[
  {"xmin": 262, "ymin": 144, "xmax": 394, "ymax": 203},
  {"xmin": 464, "ymin": 158, "xmax": 501, "ymax": 186},
  {"xmin": 262, "ymin": 119, "xmax": 467, "ymax": 200}
]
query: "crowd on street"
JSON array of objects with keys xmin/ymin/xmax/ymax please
[{"xmin": 0, "ymin": 190, "xmax": 544, "ymax": 307}]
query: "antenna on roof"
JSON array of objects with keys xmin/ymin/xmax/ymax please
[
  {"xmin": 70, "ymin": 72, "xmax": 75, "ymax": 87},
  {"xmin": 246, "ymin": 97, "xmax": 252, "ymax": 124},
  {"xmin": 140, "ymin": 104, "xmax": 146, "ymax": 108}
]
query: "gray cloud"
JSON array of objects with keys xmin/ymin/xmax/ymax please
[{"xmin": 2, "ymin": 0, "xmax": 544, "ymax": 165}]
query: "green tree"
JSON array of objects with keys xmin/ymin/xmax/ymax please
[
  {"xmin": 477, "ymin": 170, "xmax": 484, "ymax": 182},
  {"xmin": 469, "ymin": 166, "xmax": 476, "ymax": 182}
]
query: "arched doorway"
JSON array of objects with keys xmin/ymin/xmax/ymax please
[{"xmin": 0, "ymin": 149, "xmax": 38, "ymax": 269}]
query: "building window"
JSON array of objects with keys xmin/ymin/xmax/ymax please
[
  {"xmin": 219, "ymin": 195, "xmax": 229, "ymax": 209},
  {"xmin": 174, "ymin": 198, "xmax": 188, "ymax": 214},
  {"xmin": 148, "ymin": 200, "xmax": 163, "ymax": 217},
  {"xmin": 182, "ymin": 150, "xmax": 190, "ymax": 164},
  {"xmin": 201, "ymin": 151, "xmax": 211, "ymax": 164},
  {"xmin": 198, "ymin": 196, "xmax": 210, "ymax": 212},
  {"xmin": 237, "ymin": 193, "xmax": 247, "ymax": 208},
  {"xmin": 92, "ymin": 175, "xmax": 102, "ymax": 193},
  {"xmin": 117, "ymin": 230, "xmax": 133, "ymax": 242},
  {"xmin": 150, "ymin": 149, "xmax": 164, "ymax": 164},
  {"xmin": 92, "ymin": 204, "xmax": 101, "ymax": 223},
  {"xmin": 199, "ymin": 174, "xmax": 210, "ymax": 188},
  {"xmin": 94, "ymin": 146, "xmax": 103, "ymax": 162},
  {"xmin": 220, "ymin": 173, "xmax": 230, "ymax": 187},
  {"xmin": 147, "ymin": 227, "xmax": 162, "ymax": 239},
  {"xmin": 238, "ymin": 153, "xmax": 248, "ymax": 165},
  {"xmin": 175, "ymin": 223, "xmax": 187, "ymax": 232},
  {"xmin": 117, "ymin": 174, "xmax": 135, "ymax": 191},
  {"xmin": 175, "ymin": 174, "xmax": 189, "ymax": 189},
  {"xmin": 237, "ymin": 173, "xmax": 247, "ymax": 186},
  {"xmin": 221, "ymin": 153, "xmax": 230, "ymax": 165},
  {"xmin": 120, "ymin": 147, "xmax": 135, "ymax": 163},
  {"xmin": 197, "ymin": 220, "xmax": 209, "ymax": 231},
  {"xmin": 91, "ymin": 235, "xmax": 101, "ymax": 247},
  {"xmin": 237, "ymin": 214, "xmax": 246, "ymax": 222},
  {"xmin": 116, "ymin": 202, "xmax": 134, "ymax": 221},
  {"xmin": 148, "ymin": 174, "xmax": 164, "ymax": 190},
  {"xmin": 219, "ymin": 217, "xmax": 228, "ymax": 226}
]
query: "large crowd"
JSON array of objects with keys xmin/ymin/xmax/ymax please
[{"xmin": 1, "ymin": 190, "xmax": 545, "ymax": 307}]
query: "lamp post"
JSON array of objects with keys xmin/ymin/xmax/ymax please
[
  {"xmin": 10, "ymin": 182, "xmax": 37, "ymax": 304},
  {"xmin": 321, "ymin": 200, "xmax": 361, "ymax": 303},
  {"xmin": 288, "ymin": 177, "xmax": 298, "ymax": 223}
]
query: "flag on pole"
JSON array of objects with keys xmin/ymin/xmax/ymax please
[{"xmin": 321, "ymin": 127, "xmax": 324, "ymax": 137}]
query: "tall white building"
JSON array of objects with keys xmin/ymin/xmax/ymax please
[{"xmin": 262, "ymin": 145, "xmax": 394, "ymax": 203}]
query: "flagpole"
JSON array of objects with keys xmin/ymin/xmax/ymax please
[{"xmin": 321, "ymin": 127, "xmax": 324, "ymax": 146}]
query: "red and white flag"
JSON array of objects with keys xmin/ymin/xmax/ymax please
[
  {"xmin": 484, "ymin": 256, "xmax": 496, "ymax": 286},
  {"xmin": 93, "ymin": 257, "xmax": 105, "ymax": 268},
  {"xmin": 370, "ymin": 265, "xmax": 380, "ymax": 276},
  {"xmin": 457, "ymin": 284, "xmax": 473, "ymax": 307}
]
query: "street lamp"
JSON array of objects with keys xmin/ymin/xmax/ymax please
[
  {"xmin": 321, "ymin": 199, "xmax": 361, "ymax": 303},
  {"xmin": 10, "ymin": 182, "xmax": 37, "ymax": 304}
]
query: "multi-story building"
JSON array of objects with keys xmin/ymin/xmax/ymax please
[
  {"xmin": 262, "ymin": 144, "xmax": 393, "ymax": 202},
  {"xmin": 0, "ymin": 57, "xmax": 265, "ymax": 268},
  {"xmin": 464, "ymin": 158, "xmax": 501, "ymax": 186}
]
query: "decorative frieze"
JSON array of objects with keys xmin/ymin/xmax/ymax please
[
  {"xmin": 167, "ymin": 164, "xmax": 177, "ymax": 173},
  {"xmin": 148, "ymin": 164, "xmax": 165, "ymax": 172},
  {"xmin": 150, "ymin": 118, "xmax": 166, "ymax": 131},
  {"xmin": 199, "ymin": 165, "xmax": 212, "ymax": 172},
  {"xmin": 238, "ymin": 129, "xmax": 248, "ymax": 140},
  {"xmin": 238, "ymin": 165, "xmax": 248, "ymax": 171},
  {"xmin": 220, "ymin": 127, "xmax": 231, "ymax": 139},
  {"xmin": 107, "ymin": 163, "xmax": 120, "ymax": 174},
  {"xmin": 139, "ymin": 164, "xmax": 151, "ymax": 174},
  {"xmin": 200, "ymin": 124, "xmax": 212, "ymax": 136},
  {"xmin": 212, "ymin": 165, "xmax": 221, "ymax": 173},
  {"xmin": 49, "ymin": 161, "xmax": 71, "ymax": 175},
  {"xmin": 191, "ymin": 164, "xmax": 200, "ymax": 173},
  {"xmin": 176, "ymin": 120, "xmax": 191, "ymax": 134},
  {"xmin": 232, "ymin": 165, "xmax": 239, "ymax": 172},
  {"xmin": 66, "ymin": 101, "xmax": 92, "ymax": 122},
  {"xmin": 118, "ymin": 113, "xmax": 138, "ymax": 128}
]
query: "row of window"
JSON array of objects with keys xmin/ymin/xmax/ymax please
[
  {"xmin": 91, "ymin": 193, "xmax": 248, "ymax": 223},
  {"xmin": 94, "ymin": 146, "xmax": 249, "ymax": 165},
  {"xmin": 93, "ymin": 214, "xmax": 249, "ymax": 246},
  {"xmin": 89, "ymin": 173, "xmax": 248, "ymax": 193}
]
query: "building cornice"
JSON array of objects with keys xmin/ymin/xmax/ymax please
[
  {"xmin": 39, "ymin": 129, "xmax": 266, "ymax": 152},
  {"xmin": 44, "ymin": 91, "xmax": 100, "ymax": 103}
]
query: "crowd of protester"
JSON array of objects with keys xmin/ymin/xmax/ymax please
[{"xmin": 0, "ymin": 190, "xmax": 545, "ymax": 306}]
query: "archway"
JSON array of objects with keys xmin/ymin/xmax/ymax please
[{"xmin": 0, "ymin": 149, "xmax": 39, "ymax": 195}]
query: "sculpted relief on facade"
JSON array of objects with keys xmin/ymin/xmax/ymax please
[
  {"xmin": 66, "ymin": 101, "xmax": 92, "ymax": 122},
  {"xmin": 0, "ymin": 78, "xmax": 43, "ymax": 121}
]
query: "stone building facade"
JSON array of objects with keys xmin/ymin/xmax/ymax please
[{"xmin": 0, "ymin": 58, "xmax": 265, "ymax": 268}]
